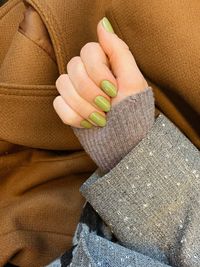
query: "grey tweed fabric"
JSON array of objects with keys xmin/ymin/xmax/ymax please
[
  {"xmin": 73, "ymin": 88, "xmax": 155, "ymax": 173},
  {"xmin": 69, "ymin": 218, "xmax": 170, "ymax": 267},
  {"xmin": 48, "ymin": 95, "xmax": 199, "ymax": 267},
  {"xmin": 80, "ymin": 114, "xmax": 200, "ymax": 267}
]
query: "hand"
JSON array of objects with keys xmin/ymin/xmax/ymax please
[{"xmin": 53, "ymin": 17, "xmax": 148, "ymax": 128}]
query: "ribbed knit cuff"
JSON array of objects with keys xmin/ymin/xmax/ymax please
[{"xmin": 73, "ymin": 88, "xmax": 155, "ymax": 173}]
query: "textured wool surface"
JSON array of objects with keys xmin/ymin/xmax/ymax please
[
  {"xmin": 0, "ymin": 0, "xmax": 25, "ymax": 64},
  {"xmin": 25, "ymin": 0, "xmax": 200, "ymax": 147},
  {"xmin": 0, "ymin": 31, "xmax": 58, "ymax": 84},
  {"xmin": 0, "ymin": 1, "xmax": 98, "ymax": 266}
]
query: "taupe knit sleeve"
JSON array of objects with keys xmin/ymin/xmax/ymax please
[{"xmin": 73, "ymin": 87, "xmax": 155, "ymax": 173}]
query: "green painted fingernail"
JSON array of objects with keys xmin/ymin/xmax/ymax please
[
  {"xmin": 100, "ymin": 80, "xmax": 117, "ymax": 97},
  {"xmin": 94, "ymin": 96, "xmax": 111, "ymax": 112},
  {"xmin": 89, "ymin": 112, "xmax": 107, "ymax": 127},
  {"xmin": 80, "ymin": 120, "xmax": 93, "ymax": 129},
  {"xmin": 102, "ymin": 17, "xmax": 115, "ymax": 33}
]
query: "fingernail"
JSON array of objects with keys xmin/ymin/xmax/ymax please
[
  {"xmin": 100, "ymin": 80, "xmax": 117, "ymax": 97},
  {"xmin": 94, "ymin": 96, "xmax": 111, "ymax": 112},
  {"xmin": 101, "ymin": 17, "xmax": 115, "ymax": 33},
  {"xmin": 89, "ymin": 112, "xmax": 107, "ymax": 127},
  {"xmin": 80, "ymin": 120, "xmax": 93, "ymax": 129}
]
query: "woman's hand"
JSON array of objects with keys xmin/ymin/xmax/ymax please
[
  {"xmin": 54, "ymin": 17, "xmax": 154, "ymax": 173},
  {"xmin": 53, "ymin": 17, "xmax": 148, "ymax": 128}
]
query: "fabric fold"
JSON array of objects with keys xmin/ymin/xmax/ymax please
[
  {"xmin": 81, "ymin": 114, "xmax": 200, "ymax": 266},
  {"xmin": 66, "ymin": 206, "xmax": 170, "ymax": 267}
]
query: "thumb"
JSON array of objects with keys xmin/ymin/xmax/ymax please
[{"xmin": 97, "ymin": 17, "xmax": 145, "ymax": 92}]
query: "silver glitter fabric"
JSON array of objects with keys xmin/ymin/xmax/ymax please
[
  {"xmin": 80, "ymin": 114, "xmax": 200, "ymax": 267},
  {"xmin": 69, "ymin": 221, "xmax": 170, "ymax": 267}
]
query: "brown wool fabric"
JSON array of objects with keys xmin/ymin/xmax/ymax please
[
  {"xmin": 0, "ymin": 0, "xmax": 199, "ymax": 266},
  {"xmin": 0, "ymin": 0, "xmax": 25, "ymax": 65}
]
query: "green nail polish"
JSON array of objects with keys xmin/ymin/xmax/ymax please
[
  {"xmin": 94, "ymin": 96, "xmax": 111, "ymax": 112},
  {"xmin": 80, "ymin": 120, "xmax": 93, "ymax": 129},
  {"xmin": 102, "ymin": 17, "xmax": 115, "ymax": 33},
  {"xmin": 100, "ymin": 80, "xmax": 117, "ymax": 97},
  {"xmin": 89, "ymin": 112, "xmax": 107, "ymax": 127}
]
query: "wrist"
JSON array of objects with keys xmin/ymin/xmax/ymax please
[{"xmin": 73, "ymin": 87, "xmax": 155, "ymax": 173}]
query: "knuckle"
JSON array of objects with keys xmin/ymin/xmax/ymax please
[
  {"xmin": 80, "ymin": 42, "xmax": 99, "ymax": 56},
  {"xmin": 67, "ymin": 56, "xmax": 81, "ymax": 72},
  {"xmin": 56, "ymin": 74, "xmax": 68, "ymax": 88}
]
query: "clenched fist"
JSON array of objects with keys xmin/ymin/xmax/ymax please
[{"xmin": 53, "ymin": 17, "xmax": 148, "ymax": 128}]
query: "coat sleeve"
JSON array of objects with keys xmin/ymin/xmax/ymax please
[
  {"xmin": 80, "ymin": 114, "xmax": 200, "ymax": 267},
  {"xmin": 68, "ymin": 215, "xmax": 171, "ymax": 267}
]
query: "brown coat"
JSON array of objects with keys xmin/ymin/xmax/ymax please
[{"xmin": 0, "ymin": 0, "xmax": 199, "ymax": 266}]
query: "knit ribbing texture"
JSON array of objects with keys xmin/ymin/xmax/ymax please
[{"xmin": 73, "ymin": 88, "xmax": 155, "ymax": 173}]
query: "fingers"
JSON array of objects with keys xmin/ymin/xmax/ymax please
[
  {"xmin": 53, "ymin": 96, "xmax": 93, "ymax": 128},
  {"xmin": 54, "ymin": 17, "xmax": 148, "ymax": 128},
  {"xmin": 55, "ymin": 47, "xmax": 119, "ymax": 128},
  {"xmin": 97, "ymin": 17, "xmax": 148, "ymax": 95},
  {"xmin": 80, "ymin": 42, "xmax": 118, "ymax": 97},
  {"xmin": 67, "ymin": 56, "xmax": 112, "ymax": 108},
  {"xmin": 55, "ymin": 74, "xmax": 107, "ymax": 127}
]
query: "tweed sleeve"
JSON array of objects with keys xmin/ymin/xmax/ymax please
[
  {"xmin": 80, "ymin": 114, "xmax": 200, "ymax": 266},
  {"xmin": 73, "ymin": 87, "xmax": 155, "ymax": 174}
]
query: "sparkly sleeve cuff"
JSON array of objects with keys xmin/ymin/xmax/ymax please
[{"xmin": 80, "ymin": 114, "xmax": 200, "ymax": 265}]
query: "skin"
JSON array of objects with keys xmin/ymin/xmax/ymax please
[{"xmin": 53, "ymin": 18, "xmax": 148, "ymax": 128}]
